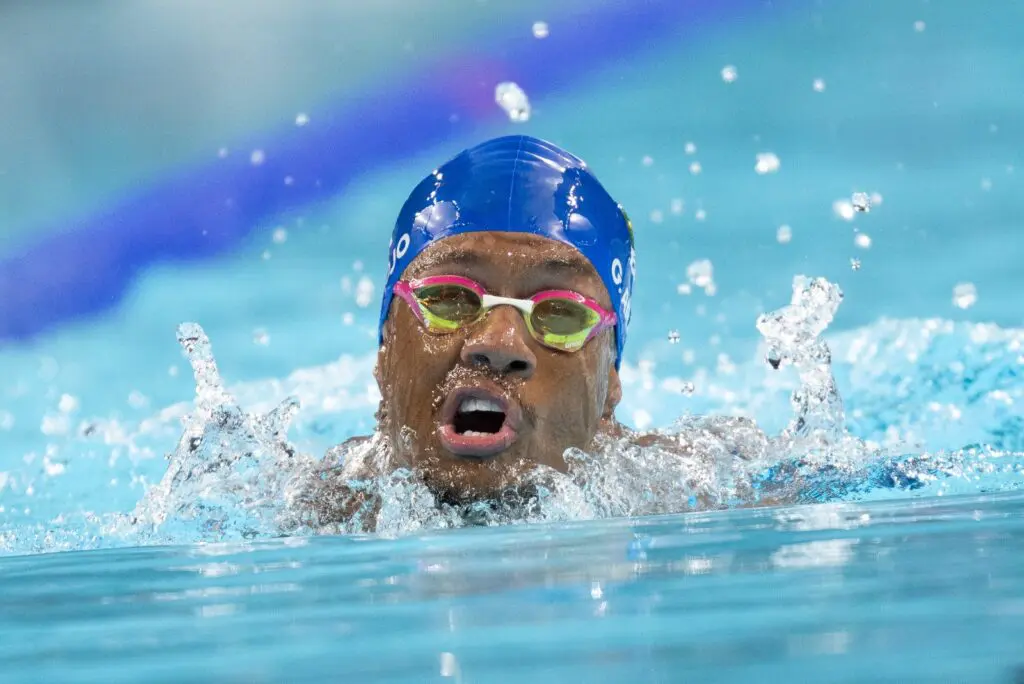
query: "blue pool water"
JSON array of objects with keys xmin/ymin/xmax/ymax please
[
  {"xmin": 4, "ymin": 494, "xmax": 1024, "ymax": 682},
  {"xmin": 3, "ymin": 0, "xmax": 1024, "ymax": 680}
]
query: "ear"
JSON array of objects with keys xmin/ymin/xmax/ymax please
[
  {"xmin": 373, "ymin": 345, "xmax": 386, "ymax": 390},
  {"xmin": 373, "ymin": 319, "xmax": 389, "ymax": 388},
  {"xmin": 603, "ymin": 364, "xmax": 622, "ymax": 419},
  {"xmin": 373, "ymin": 319, "xmax": 391, "ymax": 424}
]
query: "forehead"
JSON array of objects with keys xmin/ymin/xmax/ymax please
[{"xmin": 405, "ymin": 232, "xmax": 608, "ymax": 299}]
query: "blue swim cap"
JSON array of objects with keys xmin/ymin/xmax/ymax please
[{"xmin": 378, "ymin": 135, "xmax": 635, "ymax": 367}]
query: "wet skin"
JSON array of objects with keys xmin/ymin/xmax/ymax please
[{"xmin": 373, "ymin": 231, "xmax": 622, "ymax": 502}]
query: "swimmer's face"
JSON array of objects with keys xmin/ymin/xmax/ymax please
[{"xmin": 375, "ymin": 232, "xmax": 622, "ymax": 501}]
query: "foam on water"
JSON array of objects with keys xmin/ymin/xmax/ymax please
[{"xmin": 3, "ymin": 276, "xmax": 1024, "ymax": 556}]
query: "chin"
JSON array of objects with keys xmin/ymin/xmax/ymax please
[{"xmin": 419, "ymin": 449, "xmax": 535, "ymax": 501}]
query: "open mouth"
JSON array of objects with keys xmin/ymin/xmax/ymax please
[
  {"xmin": 438, "ymin": 387, "xmax": 520, "ymax": 460},
  {"xmin": 453, "ymin": 396, "xmax": 507, "ymax": 435}
]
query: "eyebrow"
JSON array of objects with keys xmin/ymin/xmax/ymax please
[
  {"xmin": 433, "ymin": 249, "xmax": 485, "ymax": 268},
  {"xmin": 429, "ymin": 250, "xmax": 591, "ymax": 275},
  {"xmin": 528, "ymin": 255, "xmax": 593, "ymax": 276}
]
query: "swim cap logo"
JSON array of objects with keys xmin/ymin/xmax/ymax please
[
  {"xmin": 611, "ymin": 258, "xmax": 624, "ymax": 287},
  {"xmin": 388, "ymin": 233, "xmax": 411, "ymax": 276}
]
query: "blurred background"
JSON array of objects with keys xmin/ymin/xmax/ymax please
[{"xmin": 0, "ymin": 0, "xmax": 1021, "ymax": 435}]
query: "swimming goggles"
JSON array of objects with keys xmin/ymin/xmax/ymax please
[{"xmin": 393, "ymin": 275, "xmax": 617, "ymax": 352}]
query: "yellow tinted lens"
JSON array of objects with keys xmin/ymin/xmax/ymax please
[
  {"xmin": 530, "ymin": 298, "xmax": 600, "ymax": 349},
  {"xmin": 414, "ymin": 284, "xmax": 482, "ymax": 331}
]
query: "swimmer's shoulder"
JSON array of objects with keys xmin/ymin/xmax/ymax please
[
  {"xmin": 604, "ymin": 415, "xmax": 763, "ymax": 461},
  {"xmin": 291, "ymin": 434, "xmax": 383, "ymax": 532}
]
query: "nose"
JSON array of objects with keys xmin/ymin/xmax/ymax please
[{"xmin": 460, "ymin": 306, "xmax": 536, "ymax": 378}]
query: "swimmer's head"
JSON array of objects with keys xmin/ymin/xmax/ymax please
[{"xmin": 374, "ymin": 135, "xmax": 634, "ymax": 499}]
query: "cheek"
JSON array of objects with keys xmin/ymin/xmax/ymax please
[
  {"xmin": 530, "ymin": 352, "xmax": 606, "ymax": 436},
  {"xmin": 382, "ymin": 313, "xmax": 463, "ymax": 426}
]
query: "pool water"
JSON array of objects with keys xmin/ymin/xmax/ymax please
[
  {"xmin": 3, "ymin": 0, "xmax": 1024, "ymax": 680},
  {"xmin": 4, "ymin": 493, "xmax": 1024, "ymax": 683}
]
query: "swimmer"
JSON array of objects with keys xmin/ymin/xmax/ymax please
[{"xmin": 302, "ymin": 135, "xmax": 762, "ymax": 527}]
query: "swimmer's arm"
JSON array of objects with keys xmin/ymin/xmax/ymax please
[
  {"xmin": 606, "ymin": 417, "xmax": 760, "ymax": 459},
  {"xmin": 295, "ymin": 436, "xmax": 380, "ymax": 531},
  {"xmin": 605, "ymin": 418, "xmax": 792, "ymax": 508}
]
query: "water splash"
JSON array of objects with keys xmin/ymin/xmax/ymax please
[
  {"xmin": 133, "ymin": 278, "xmax": 1008, "ymax": 540},
  {"xmin": 756, "ymin": 276, "xmax": 846, "ymax": 451},
  {"xmin": 494, "ymin": 82, "xmax": 531, "ymax": 122},
  {"xmin": 175, "ymin": 323, "xmax": 232, "ymax": 415},
  {"xmin": 8, "ymin": 276, "xmax": 1023, "ymax": 555},
  {"xmin": 125, "ymin": 324, "xmax": 314, "ymax": 545}
]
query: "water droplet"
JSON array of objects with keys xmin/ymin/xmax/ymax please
[
  {"xmin": 649, "ymin": 209, "xmax": 664, "ymax": 224},
  {"xmin": 755, "ymin": 152, "xmax": 781, "ymax": 175},
  {"xmin": 953, "ymin": 282, "xmax": 977, "ymax": 310},
  {"xmin": 253, "ymin": 328, "xmax": 270, "ymax": 345},
  {"xmin": 676, "ymin": 283, "xmax": 692, "ymax": 295},
  {"xmin": 855, "ymin": 233, "xmax": 872, "ymax": 249},
  {"xmin": 695, "ymin": 208, "xmax": 707, "ymax": 221},
  {"xmin": 679, "ymin": 381, "xmax": 695, "ymax": 396},
  {"xmin": 355, "ymin": 276, "xmax": 375, "ymax": 308},
  {"xmin": 642, "ymin": 155, "xmax": 654, "ymax": 167},
  {"xmin": 250, "ymin": 149, "xmax": 265, "ymax": 166},
  {"xmin": 217, "ymin": 147, "xmax": 229, "ymax": 159},
  {"xmin": 670, "ymin": 198, "xmax": 684, "ymax": 215},
  {"xmin": 283, "ymin": 176, "xmax": 294, "ymax": 186},
  {"xmin": 295, "ymin": 112, "xmax": 309, "ymax": 126},
  {"xmin": 495, "ymin": 82, "xmax": 531, "ymax": 122},
  {"xmin": 851, "ymin": 192, "xmax": 871, "ymax": 212},
  {"xmin": 632, "ymin": 409, "xmax": 653, "ymax": 430},
  {"xmin": 684, "ymin": 142, "xmax": 697, "ymax": 155},
  {"xmin": 261, "ymin": 250, "xmax": 272, "ymax": 261},
  {"xmin": 813, "ymin": 78, "xmax": 826, "ymax": 92},
  {"xmin": 532, "ymin": 21, "xmax": 549, "ymax": 39},
  {"xmin": 43, "ymin": 458, "xmax": 65, "ymax": 477},
  {"xmin": 440, "ymin": 652, "xmax": 460, "ymax": 677},
  {"xmin": 981, "ymin": 177, "xmax": 992, "ymax": 191},
  {"xmin": 914, "ymin": 20, "xmax": 926, "ymax": 32},
  {"xmin": 168, "ymin": 365, "xmax": 179, "ymax": 377},
  {"xmin": 689, "ymin": 161, "xmax": 702, "ymax": 175},
  {"xmin": 667, "ymin": 330, "xmax": 680, "ymax": 344},
  {"xmin": 342, "ymin": 312, "xmax": 355, "ymax": 325},
  {"xmin": 58, "ymin": 394, "xmax": 79, "ymax": 413},
  {"xmin": 687, "ymin": 259, "xmax": 715, "ymax": 295},
  {"xmin": 777, "ymin": 225, "xmax": 793, "ymax": 244},
  {"xmin": 833, "ymin": 200, "xmax": 856, "ymax": 221},
  {"xmin": 721, "ymin": 65, "xmax": 738, "ymax": 83},
  {"xmin": 850, "ymin": 258, "xmax": 862, "ymax": 271},
  {"xmin": 272, "ymin": 228, "xmax": 288, "ymax": 244}
]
